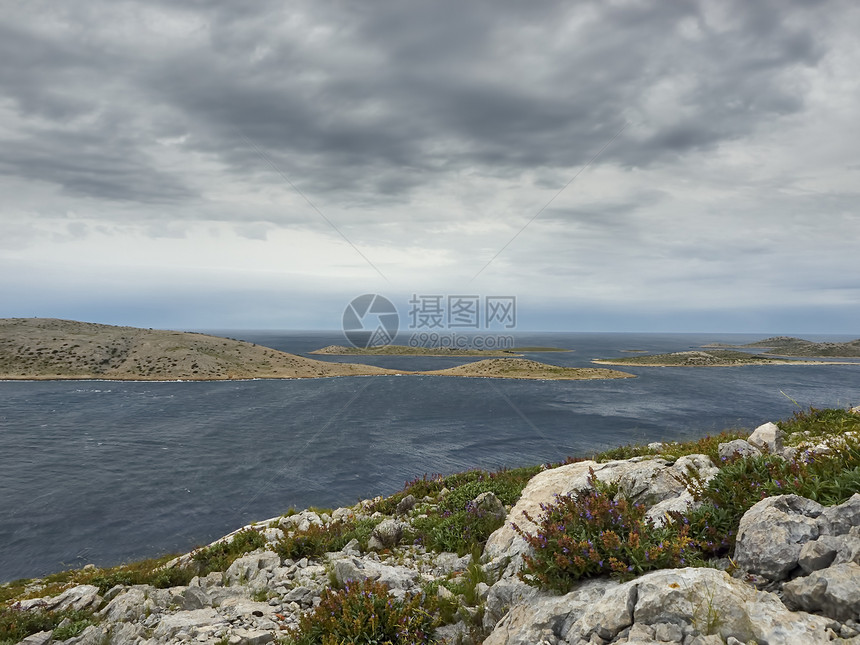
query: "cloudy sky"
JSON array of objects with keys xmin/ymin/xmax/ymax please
[{"xmin": 1, "ymin": 0, "xmax": 858, "ymax": 333}]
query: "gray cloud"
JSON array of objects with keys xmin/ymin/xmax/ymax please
[{"xmin": 0, "ymin": 0, "xmax": 858, "ymax": 330}]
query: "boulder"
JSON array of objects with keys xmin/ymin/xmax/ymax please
[
  {"xmin": 818, "ymin": 493, "xmax": 860, "ymax": 536},
  {"xmin": 224, "ymin": 551, "xmax": 280, "ymax": 586},
  {"xmin": 230, "ymin": 628, "xmax": 274, "ymax": 644},
  {"xmin": 483, "ymin": 579, "xmax": 614, "ymax": 645},
  {"xmin": 395, "ymin": 494, "xmax": 417, "ymax": 515},
  {"xmin": 483, "ymin": 578, "xmax": 541, "ymax": 631},
  {"xmin": 798, "ymin": 537, "xmax": 840, "ymax": 574},
  {"xmin": 332, "ymin": 506, "xmax": 355, "ymax": 522},
  {"xmin": 734, "ymin": 495, "xmax": 823, "ymax": 580},
  {"xmin": 368, "ymin": 518, "xmax": 403, "ymax": 550},
  {"xmin": 748, "ymin": 421, "xmax": 784, "ymax": 453},
  {"xmin": 571, "ymin": 582, "xmax": 638, "ymax": 642},
  {"xmin": 13, "ymin": 584, "xmax": 102, "ymax": 614},
  {"xmin": 61, "ymin": 624, "xmax": 109, "ymax": 644},
  {"xmin": 106, "ymin": 622, "xmax": 145, "ymax": 644},
  {"xmin": 98, "ymin": 586, "xmax": 151, "ymax": 623},
  {"xmin": 717, "ymin": 439, "xmax": 761, "ymax": 461},
  {"xmin": 485, "ymin": 568, "xmax": 836, "ymax": 645},
  {"xmin": 279, "ymin": 510, "xmax": 322, "ymax": 532},
  {"xmin": 181, "ymin": 585, "xmax": 211, "ymax": 610},
  {"xmin": 645, "ymin": 490, "xmax": 698, "ymax": 527},
  {"xmin": 471, "ymin": 491, "xmax": 506, "ymax": 520},
  {"xmin": 615, "ymin": 458, "xmax": 686, "ymax": 506},
  {"xmin": 331, "ymin": 556, "xmax": 417, "ymax": 591},
  {"xmin": 783, "ymin": 562, "xmax": 860, "ymax": 622},
  {"xmin": 614, "ymin": 568, "xmax": 832, "ymax": 645},
  {"xmin": 151, "ymin": 608, "xmax": 225, "ymax": 640},
  {"xmin": 219, "ymin": 597, "xmax": 276, "ymax": 620},
  {"xmin": 15, "ymin": 632, "xmax": 53, "ymax": 645}
]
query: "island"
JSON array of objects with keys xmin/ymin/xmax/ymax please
[
  {"xmin": 310, "ymin": 344, "xmax": 521, "ymax": 357},
  {"xmin": 310, "ymin": 344, "xmax": 572, "ymax": 356},
  {"xmin": 702, "ymin": 336, "xmax": 860, "ymax": 358},
  {"xmin": 0, "ymin": 318, "xmax": 400, "ymax": 380},
  {"xmin": 421, "ymin": 357, "xmax": 634, "ymax": 379},
  {"xmin": 0, "ymin": 319, "xmax": 627, "ymax": 381},
  {"xmin": 592, "ymin": 349, "xmax": 857, "ymax": 367}
]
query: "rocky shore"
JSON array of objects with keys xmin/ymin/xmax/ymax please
[{"xmin": 4, "ymin": 411, "xmax": 860, "ymax": 645}]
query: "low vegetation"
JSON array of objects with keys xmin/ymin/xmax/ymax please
[
  {"xmin": 285, "ymin": 579, "xmax": 436, "ymax": 645},
  {"xmin": 274, "ymin": 518, "xmax": 380, "ymax": 560},
  {"xmin": 515, "ymin": 473, "xmax": 701, "ymax": 590},
  {"xmin": 191, "ymin": 528, "xmax": 267, "ymax": 576},
  {"xmin": 517, "ymin": 407, "xmax": 860, "ymax": 591},
  {"xmin": 0, "ymin": 608, "xmax": 97, "ymax": 645},
  {"xmin": 411, "ymin": 471, "xmax": 539, "ymax": 554}
]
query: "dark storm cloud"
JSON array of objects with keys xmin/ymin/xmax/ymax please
[{"xmin": 0, "ymin": 0, "xmax": 836, "ymax": 209}]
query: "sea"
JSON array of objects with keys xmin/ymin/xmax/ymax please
[{"xmin": 2, "ymin": 331, "xmax": 859, "ymax": 583}]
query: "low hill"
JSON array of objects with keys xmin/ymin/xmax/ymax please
[
  {"xmin": 703, "ymin": 337, "xmax": 860, "ymax": 358},
  {"xmin": 594, "ymin": 350, "xmax": 796, "ymax": 366},
  {"xmin": 0, "ymin": 318, "xmax": 397, "ymax": 380},
  {"xmin": 422, "ymin": 357, "xmax": 634, "ymax": 380}
]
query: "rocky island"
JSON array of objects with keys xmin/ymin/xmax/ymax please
[
  {"xmin": 422, "ymin": 358, "xmax": 633, "ymax": 380},
  {"xmin": 311, "ymin": 345, "xmax": 570, "ymax": 356},
  {"xmin": 0, "ymin": 318, "xmax": 399, "ymax": 381},
  {"xmin": 3, "ymin": 406, "xmax": 860, "ymax": 644},
  {"xmin": 592, "ymin": 349, "xmax": 857, "ymax": 367},
  {"xmin": 310, "ymin": 344, "xmax": 521, "ymax": 357},
  {"xmin": 703, "ymin": 336, "xmax": 860, "ymax": 358}
]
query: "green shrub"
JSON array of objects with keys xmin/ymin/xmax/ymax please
[
  {"xmin": 684, "ymin": 435, "xmax": 860, "ymax": 556},
  {"xmin": 274, "ymin": 519, "xmax": 378, "ymax": 560},
  {"xmin": 372, "ymin": 466, "xmax": 541, "ymax": 516},
  {"xmin": 192, "ymin": 528, "xmax": 267, "ymax": 575},
  {"xmin": 285, "ymin": 579, "xmax": 437, "ymax": 645},
  {"xmin": 515, "ymin": 471, "xmax": 700, "ymax": 591},
  {"xmin": 592, "ymin": 430, "xmax": 749, "ymax": 464},
  {"xmin": 779, "ymin": 406, "xmax": 860, "ymax": 445},
  {"xmin": 413, "ymin": 501, "xmax": 506, "ymax": 555},
  {"xmin": 408, "ymin": 467, "xmax": 538, "ymax": 554},
  {"xmin": 0, "ymin": 608, "xmax": 96, "ymax": 645}
]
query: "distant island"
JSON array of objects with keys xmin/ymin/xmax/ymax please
[
  {"xmin": 422, "ymin": 357, "xmax": 633, "ymax": 379},
  {"xmin": 310, "ymin": 344, "xmax": 520, "ymax": 357},
  {"xmin": 0, "ymin": 319, "xmax": 624, "ymax": 381},
  {"xmin": 310, "ymin": 344, "xmax": 571, "ymax": 356},
  {"xmin": 593, "ymin": 349, "xmax": 857, "ymax": 367},
  {"xmin": 702, "ymin": 336, "xmax": 860, "ymax": 358}
]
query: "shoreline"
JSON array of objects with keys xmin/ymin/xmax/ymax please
[
  {"xmin": 0, "ymin": 368, "xmax": 634, "ymax": 383},
  {"xmin": 592, "ymin": 358, "xmax": 860, "ymax": 367}
]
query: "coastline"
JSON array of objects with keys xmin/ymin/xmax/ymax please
[{"xmin": 592, "ymin": 358, "xmax": 860, "ymax": 367}]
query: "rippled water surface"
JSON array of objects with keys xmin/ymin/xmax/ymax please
[{"xmin": 2, "ymin": 331, "xmax": 859, "ymax": 581}]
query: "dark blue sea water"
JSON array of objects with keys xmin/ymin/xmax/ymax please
[{"xmin": 2, "ymin": 332, "xmax": 859, "ymax": 582}]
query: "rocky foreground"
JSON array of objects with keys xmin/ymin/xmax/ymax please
[{"xmin": 5, "ymin": 413, "xmax": 860, "ymax": 644}]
